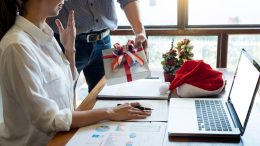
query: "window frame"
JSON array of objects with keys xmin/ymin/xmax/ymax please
[{"xmin": 112, "ymin": 0, "xmax": 260, "ymax": 68}]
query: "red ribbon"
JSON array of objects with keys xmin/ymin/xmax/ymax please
[{"xmin": 103, "ymin": 40, "xmax": 145, "ymax": 82}]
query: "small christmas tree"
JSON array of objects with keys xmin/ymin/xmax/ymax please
[{"xmin": 161, "ymin": 39, "xmax": 194, "ymax": 74}]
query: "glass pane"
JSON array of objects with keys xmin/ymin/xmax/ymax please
[
  {"xmin": 189, "ymin": 0, "xmax": 260, "ymax": 25},
  {"xmin": 111, "ymin": 36, "xmax": 135, "ymax": 45},
  {"xmin": 111, "ymin": 36, "xmax": 218, "ymax": 77},
  {"xmin": 227, "ymin": 35, "xmax": 260, "ymax": 71},
  {"xmin": 115, "ymin": 0, "xmax": 177, "ymax": 26},
  {"xmin": 149, "ymin": 36, "xmax": 218, "ymax": 74}
]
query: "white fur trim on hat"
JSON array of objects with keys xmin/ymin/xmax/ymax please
[{"xmin": 176, "ymin": 83, "xmax": 225, "ymax": 98}]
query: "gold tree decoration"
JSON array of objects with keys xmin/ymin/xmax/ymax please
[{"xmin": 176, "ymin": 39, "xmax": 194, "ymax": 65}]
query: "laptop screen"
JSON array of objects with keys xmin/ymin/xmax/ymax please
[{"xmin": 229, "ymin": 50, "xmax": 260, "ymax": 129}]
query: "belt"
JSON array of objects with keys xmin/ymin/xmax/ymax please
[{"xmin": 77, "ymin": 29, "xmax": 110, "ymax": 43}]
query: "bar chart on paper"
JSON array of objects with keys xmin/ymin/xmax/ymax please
[{"xmin": 66, "ymin": 122, "xmax": 166, "ymax": 146}]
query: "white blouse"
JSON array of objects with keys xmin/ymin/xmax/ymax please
[{"xmin": 0, "ymin": 16, "xmax": 77, "ymax": 146}]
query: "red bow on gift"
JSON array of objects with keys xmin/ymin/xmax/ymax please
[
  {"xmin": 111, "ymin": 40, "xmax": 144, "ymax": 71},
  {"xmin": 103, "ymin": 40, "xmax": 145, "ymax": 82}
]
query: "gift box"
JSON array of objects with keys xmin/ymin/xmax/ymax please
[{"xmin": 102, "ymin": 40, "xmax": 151, "ymax": 85}]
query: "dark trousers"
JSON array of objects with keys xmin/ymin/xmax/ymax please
[{"xmin": 54, "ymin": 34, "xmax": 111, "ymax": 92}]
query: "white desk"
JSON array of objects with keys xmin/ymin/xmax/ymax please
[{"xmin": 47, "ymin": 70, "xmax": 260, "ymax": 146}]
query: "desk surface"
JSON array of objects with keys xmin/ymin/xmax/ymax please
[{"xmin": 47, "ymin": 70, "xmax": 260, "ymax": 146}]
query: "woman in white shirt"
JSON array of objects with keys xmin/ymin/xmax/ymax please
[{"xmin": 0, "ymin": 0, "xmax": 151, "ymax": 146}]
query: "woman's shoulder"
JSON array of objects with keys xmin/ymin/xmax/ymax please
[{"xmin": 0, "ymin": 26, "xmax": 34, "ymax": 51}]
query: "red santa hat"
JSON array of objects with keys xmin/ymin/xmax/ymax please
[{"xmin": 169, "ymin": 60, "xmax": 225, "ymax": 98}]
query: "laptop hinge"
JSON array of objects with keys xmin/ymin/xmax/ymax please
[{"xmin": 226, "ymin": 101, "xmax": 243, "ymax": 135}]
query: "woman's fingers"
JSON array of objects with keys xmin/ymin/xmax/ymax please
[
  {"xmin": 132, "ymin": 114, "xmax": 148, "ymax": 119},
  {"xmin": 67, "ymin": 10, "xmax": 75, "ymax": 28},
  {"xmin": 55, "ymin": 10, "xmax": 74, "ymax": 33},
  {"xmin": 55, "ymin": 19, "xmax": 64, "ymax": 34},
  {"xmin": 129, "ymin": 102, "xmax": 140, "ymax": 107},
  {"xmin": 129, "ymin": 108, "xmax": 151, "ymax": 115}
]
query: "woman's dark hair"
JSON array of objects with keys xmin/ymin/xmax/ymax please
[{"xmin": 0, "ymin": 0, "xmax": 26, "ymax": 40}]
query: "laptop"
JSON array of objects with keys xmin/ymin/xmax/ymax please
[{"xmin": 168, "ymin": 49, "xmax": 260, "ymax": 138}]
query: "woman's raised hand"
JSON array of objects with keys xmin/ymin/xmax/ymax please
[{"xmin": 55, "ymin": 10, "xmax": 76, "ymax": 54}]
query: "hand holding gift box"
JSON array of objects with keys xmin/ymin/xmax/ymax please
[{"xmin": 102, "ymin": 40, "xmax": 151, "ymax": 85}]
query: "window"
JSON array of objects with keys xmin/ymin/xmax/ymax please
[
  {"xmin": 115, "ymin": 0, "xmax": 177, "ymax": 26},
  {"xmin": 189, "ymin": 0, "xmax": 260, "ymax": 26},
  {"xmin": 227, "ymin": 35, "xmax": 260, "ymax": 71},
  {"xmin": 148, "ymin": 36, "xmax": 217, "ymax": 68},
  {"xmin": 113, "ymin": 0, "xmax": 260, "ymax": 70}
]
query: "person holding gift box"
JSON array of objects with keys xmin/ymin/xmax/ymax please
[
  {"xmin": 48, "ymin": 0, "xmax": 148, "ymax": 92},
  {"xmin": 0, "ymin": 0, "xmax": 150, "ymax": 146}
]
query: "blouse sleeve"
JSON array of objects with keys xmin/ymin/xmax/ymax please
[{"xmin": 1, "ymin": 43, "xmax": 72, "ymax": 133}]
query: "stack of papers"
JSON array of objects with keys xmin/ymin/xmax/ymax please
[
  {"xmin": 98, "ymin": 79, "xmax": 169, "ymax": 99},
  {"xmin": 93, "ymin": 100, "xmax": 169, "ymax": 122}
]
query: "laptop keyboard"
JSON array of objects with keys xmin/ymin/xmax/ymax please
[{"xmin": 195, "ymin": 100, "xmax": 232, "ymax": 131}]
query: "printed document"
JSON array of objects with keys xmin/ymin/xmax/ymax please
[{"xmin": 66, "ymin": 121, "xmax": 166, "ymax": 146}]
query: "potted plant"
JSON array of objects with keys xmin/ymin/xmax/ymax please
[{"xmin": 161, "ymin": 39, "xmax": 194, "ymax": 82}]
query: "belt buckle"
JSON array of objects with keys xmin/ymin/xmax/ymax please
[{"xmin": 86, "ymin": 34, "xmax": 99, "ymax": 42}]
